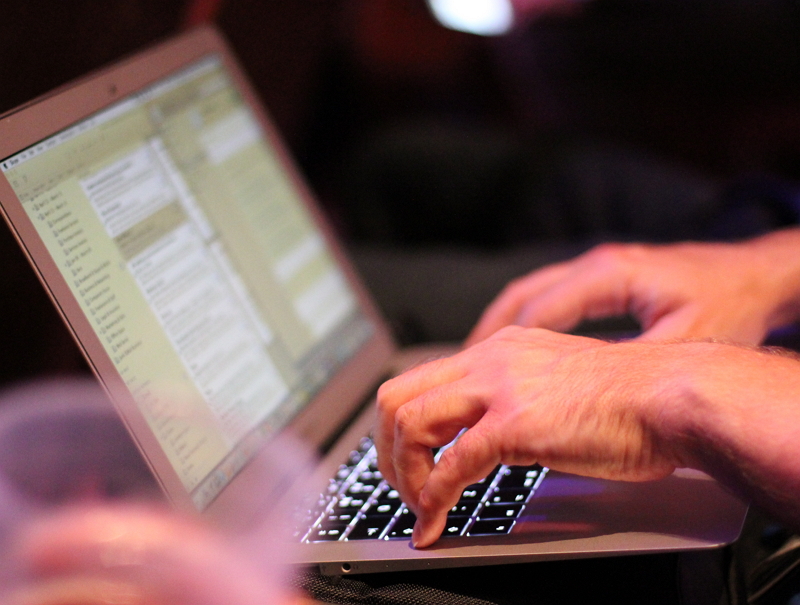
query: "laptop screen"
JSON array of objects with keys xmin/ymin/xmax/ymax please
[{"xmin": 0, "ymin": 55, "xmax": 373, "ymax": 510}]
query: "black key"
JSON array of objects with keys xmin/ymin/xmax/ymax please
[
  {"xmin": 478, "ymin": 503, "xmax": 524, "ymax": 520},
  {"xmin": 347, "ymin": 516, "xmax": 392, "ymax": 540},
  {"xmin": 335, "ymin": 465, "xmax": 353, "ymax": 481},
  {"xmin": 387, "ymin": 511, "xmax": 416, "ymax": 539},
  {"xmin": 369, "ymin": 501, "xmax": 401, "ymax": 516},
  {"xmin": 358, "ymin": 470, "xmax": 383, "ymax": 483},
  {"xmin": 488, "ymin": 488, "xmax": 531, "ymax": 505},
  {"xmin": 449, "ymin": 501, "xmax": 479, "ymax": 516},
  {"xmin": 440, "ymin": 516, "xmax": 470, "ymax": 538},
  {"xmin": 496, "ymin": 466, "xmax": 542, "ymax": 489},
  {"xmin": 376, "ymin": 487, "xmax": 401, "ymax": 504},
  {"xmin": 331, "ymin": 496, "xmax": 368, "ymax": 516},
  {"xmin": 309, "ymin": 524, "xmax": 348, "ymax": 541},
  {"xmin": 324, "ymin": 512, "xmax": 356, "ymax": 524},
  {"xmin": 468, "ymin": 519, "xmax": 516, "ymax": 536},
  {"xmin": 458, "ymin": 485, "xmax": 487, "ymax": 502},
  {"xmin": 345, "ymin": 481, "xmax": 379, "ymax": 496}
]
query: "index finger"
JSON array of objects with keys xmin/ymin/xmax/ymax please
[
  {"xmin": 410, "ymin": 423, "xmax": 501, "ymax": 548},
  {"xmin": 375, "ymin": 356, "xmax": 469, "ymax": 489}
]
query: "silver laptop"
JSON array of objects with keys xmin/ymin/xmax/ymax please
[{"xmin": 0, "ymin": 26, "xmax": 747, "ymax": 576}]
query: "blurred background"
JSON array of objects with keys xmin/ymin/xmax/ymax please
[{"xmin": 2, "ymin": 0, "xmax": 800, "ymax": 385}]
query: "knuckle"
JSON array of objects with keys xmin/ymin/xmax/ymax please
[
  {"xmin": 416, "ymin": 487, "xmax": 444, "ymax": 516},
  {"xmin": 499, "ymin": 276, "xmax": 532, "ymax": 300},
  {"xmin": 585, "ymin": 242, "xmax": 647, "ymax": 270},
  {"xmin": 393, "ymin": 404, "xmax": 419, "ymax": 437},
  {"xmin": 376, "ymin": 383, "xmax": 390, "ymax": 408},
  {"xmin": 376, "ymin": 381, "xmax": 399, "ymax": 412}
]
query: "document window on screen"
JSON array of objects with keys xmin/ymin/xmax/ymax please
[{"xmin": 1, "ymin": 56, "xmax": 373, "ymax": 510}]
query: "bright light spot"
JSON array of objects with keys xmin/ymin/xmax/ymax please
[{"xmin": 427, "ymin": 0, "xmax": 515, "ymax": 36}]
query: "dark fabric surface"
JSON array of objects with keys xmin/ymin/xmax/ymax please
[
  {"xmin": 295, "ymin": 569, "xmax": 497, "ymax": 605},
  {"xmin": 296, "ymin": 553, "xmax": 690, "ymax": 605}
]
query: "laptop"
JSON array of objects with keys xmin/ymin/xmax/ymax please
[{"xmin": 0, "ymin": 26, "xmax": 747, "ymax": 576}]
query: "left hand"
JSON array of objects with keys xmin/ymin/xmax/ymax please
[{"xmin": 466, "ymin": 233, "xmax": 800, "ymax": 347}]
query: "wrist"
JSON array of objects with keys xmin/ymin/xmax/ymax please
[
  {"xmin": 643, "ymin": 341, "xmax": 730, "ymax": 472},
  {"xmin": 648, "ymin": 341, "xmax": 800, "ymax": 514}
]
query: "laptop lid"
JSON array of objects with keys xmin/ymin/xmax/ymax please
[
  {"xmin": 0, "ymin": 26, "xmax": 394, "ymax": 514},
  {"xmin": 0, "ymin": 26, "xmax": 748, "ymax": 576}
]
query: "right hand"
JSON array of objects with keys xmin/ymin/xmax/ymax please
[
  {"xmin": 377, "ymin": 327, "xmax": 682, "ymax": 548},
  {"xmin": 467, "ymin": 229, "xmax": 800, "ymax": 347}
]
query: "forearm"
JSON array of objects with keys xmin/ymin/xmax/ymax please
[{"xmin": 649, "ymin": 341, "xmax": 800, "ymax": 529}]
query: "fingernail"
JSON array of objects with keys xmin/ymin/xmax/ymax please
[{"xmin": 411, "ymin": 523, "xmax": 424, "ymax": 549}]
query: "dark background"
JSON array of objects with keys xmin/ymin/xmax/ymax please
[{"xmin": 1, "ymin": 0, "xmax": 800, "ymax": 386}]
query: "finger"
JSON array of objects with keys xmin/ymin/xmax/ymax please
[
  {"xmin": 637, "ymin": 303, "xmax": 768, "ymax": 345},
  {"xmin": 512, "ymin": 260, "xmax": 634, "ymax": 332},
  {"xmin": 411, "ymin": 425, "xmax": 501, "ymax": 548},
  {"xmin": 466, "ymin": 262, "xmax": 574, "ymax": 345},
  {"xmin": 376, "ymin": 357, "xmax": 467, "ymax": 487},
  {"xmin": 389, "ymin": 383, "xmax": 487, "ymax": 507}
]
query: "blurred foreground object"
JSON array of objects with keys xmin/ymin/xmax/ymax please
[
  {"xmin": 5, "ymin": 504, "xmax": 305, "ymax": 605},
  {"xmin": 0, "ymin": 379, "xmax": 315, "ymax": 605},
  {"xmin": 426, "ymin": 0, "xmax": 583, "ymax": 35}
]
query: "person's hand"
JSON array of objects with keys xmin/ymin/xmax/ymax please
[
  {"xmin": 5, "ymin": 504, "xmax": 305, "ymax": 605},
  {"xmin": 376, "ymin": 327, "xmax": 682, "ymax": 548},
  {"xmin": 467, "ymin": 229, "xmax": 800, "ymax": 347}
]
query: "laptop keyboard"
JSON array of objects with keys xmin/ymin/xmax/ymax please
[{"xmin": 299, "ymin": 436, "xmax": 547, "ymax": 543}]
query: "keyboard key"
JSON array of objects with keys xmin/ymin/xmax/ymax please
[
  {"xmin": 450, "ymin": 502, "xmax": 479, "ymax": 516},
  {"xmin": 347, "ymin": 516, "xmax": 392, "ymax": 540},
  {"xmin": 478, "ymin": 503, "xmax": 524, "ymax": 520},
  {"xmin": 387, "ymin": 511, "xmax": 416, "ymax": 539},
  {"xmin": 331, "ymin": 497, "xmax": 368, "ymax": 516},
  {"xmin": 488, "ymin": 488, "xmax": 531, "ymax": 505},
  {"xmin": 358, "ymin": 470, "xmax": 382, "ymax": 482},
  {"xmin": 324, "ymin": 512, "xmax": 356, "ymax": 524},
  {"xmin": 376, "ymin": 487, "xmax": 401, "ymax": 503},
  {"xmin": 309, "ymin": 524, "xmax": 348, "ymax": 541},
  {"xmin": 345, "ymin": 481, "xmax": 379, "ymax": 496},
  {"xmin": 468, "ymin": 519, "xmax": 516, "ymax": 536},
  {"xmin": 496, "ymin": 466, "xmax": 542, "ymax": 489},
  {"xmin": 370, "ymin": 501, "xmax": 401, "ymax": 516},
  {"xmin": 458, "ymin": 485, "xmax": 488, "ymax": 502},
  {"xmin": 440, "ymin": 516, "xmax": 470, "ymax": 538}
]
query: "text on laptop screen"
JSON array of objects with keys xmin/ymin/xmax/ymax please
[{"xmin": 0, "ymin": 56, "xmax": 373, "ymax": 509}]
